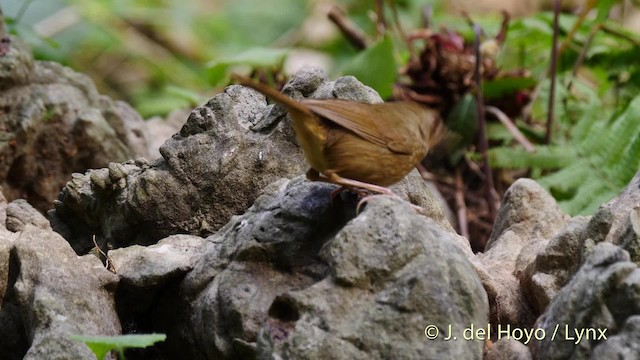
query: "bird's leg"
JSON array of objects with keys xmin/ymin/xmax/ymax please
[
  {"xmin": 323, "ymin": 172, "xmax": 405, "ymax": 214},
  {"xmin": 306, "ymin": 168, "xmax": 349, "ymax": 202},
  {"xmin": 416, "ymin": 162, "xmax": 436, "ymax": 182},
  {"xmin": 308, "ymin": 169, "xmax": 427, "ymax": 215},
  {"xmin": 324, "ymin": 171, "xmax": 394, "ymax": 195}
]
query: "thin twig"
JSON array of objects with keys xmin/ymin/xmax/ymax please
[
  {"xmin": 485, "ymin": 106, "xmax": 536, "ymax": 153},
  {"xmin": 327, "ymin": 6, "xmax": 368, "ymax": 50},
  {"xmin": 15, "ymin": 0, "xmax": 35, "ymax": 23},
  {"xmin": 455, "ymin": 167, "xmax": 470, "ymax": 239},
  {"xmin": 473, "ymin": 24, "xmax": 498, "ymax": 220},
  {"xmin": 386, "ymin": 0, "xmax": 414, "ymax": 57},
  {"xmin": 421, "ymin": 5, "xmax": 432, "ymax": 28},
  {"xmin": 92, "ymin": 235, "xmax": 115, "ymax": 273},
  {"xmin": 0, "ymin": 7, "xmax": 7, "ymax": 40},
  {"xmin": 374, "ymin": 0, "xmax": 387, "ymax": 36},
  {"xmin": 33, "ymin": 7, "xmax": 79, "ymax": 37},
  {"xmin": 558, "ymin": 0, "xmax": 597, "ymax": 56},
  {"xmin": 465, "ymin": 155, "xmax": 486, "ymax": 181},
  {"xmin": 567, "ymin": 23, "xmax": 601, "ymax": 91},
  {"xmin": 417, "ymin": 162, "xmax": 455, "ymax": 186},
  {"xmin": 467, "ymin": 212, "xmax": 494, "ymax": 232},
  {"xmin": 495, "ymin": 10, "xmax": 510, "ymax": 45},
  {"xmin": 416, "ymin": 162, "xmax": 435, "ymax": 181},
  {"xmin": 545, "ymin": 0, "xmax": 560, "ymax": 145},
  {"xmin": 601, "ymin": 23, "xmax": 640, "ymax": 47}
]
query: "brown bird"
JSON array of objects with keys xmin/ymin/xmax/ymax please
[{"xmin": 234, "ymin": 75, "xmax": 445, "ymax": 201}]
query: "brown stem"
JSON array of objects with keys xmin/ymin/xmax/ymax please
[
  {"xmin": 465, "ymin": 155, "xmax": 486, "ymax": 181},
  {"xmin": 496, "ymin": 10, "xmax": 510, "ymax": 44},
  {"xmin": 601, "ymin": 23, "xmax": 640, "ymax": 47},
  {"xmin": 558, "ymin": 0, "xmax": 597, "ymax": 57},
  {"xmin": 545, "ymin": 0, "xmax": 560, "ymax": 145},
  {"xmin": 567, "ymin": 24, "xmax": 601, "ymax": 91},
  {"xmin": 15, "ymin": 0, "xmax": 35, "ymax": 24},
  {"xmin": 455, "ymin": 167, "xmax": 470, "ymax": 239},
  {"xmin": 386, "ymin": 0, "xmax": 413, "ymax": 56},
  {"xmin": 375, "ymin": 0, "xmax": 387, "ymax": 35},
  {"xmin": 327, "ymin": 6, "xmax": 368, "ymax": 50},
  {"xmin": 485, "ymin": 106, "xmax": 536, "ymax": 153},
  {"xmin": 421, "ymin": 5, "xmax": 432, "ymax": 28},
  {"xmin": 0, "ymin": 7, "xmax": 7, "ymax": 39},
  {"xmin": 473, "ymin": 24, "xmax": 498, "ymax": 220}
]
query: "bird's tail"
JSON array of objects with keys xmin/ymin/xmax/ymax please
[{"xmin": 231, "ymin": 74, "xmax": 311, "ymax": 115}]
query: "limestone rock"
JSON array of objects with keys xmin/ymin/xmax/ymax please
[
  {"xmin": 0, "ymin": 186, "xmax": 7, "ymax": 230},
  {"xmin": 5, "ymin": 199, "xmax": 51, "ymax": 232},
  {"xmin": 0, "ymin": 36, "xmax": 150, "ymax": 213},
  {"xmin": 591, "ymin": 315, "xmax": 640, "ymax": 358},
  {"xmin": 0, "ymin": 226, "xmax": 120, "ymax": 359},
  {"xmin": 162, "ymin": 176, "xmax": 485, "ymax": 360},
  {"xmin": 109, "ymin": 234, "xmax": 206, "ymax": 316},
  {"xmin": 530, "ymin": 242, "xmax": 640, "ymax": 359},
  {"xmin": 259, "ymin": 197, "xmax": 488, "ymax": 360},
  {"xmin": 520, "ymin": 216, "xmax": 591, "ymax": 313},
  {"xmin": 522, "ymin": 171, "xmax": 640, "ymax": 318},
  {"xmin": 485, "ymin": 338, "xmax": 532, "ymax": 360},
  {"xmin": 582, "ymin": 171, "xmax": 640, "ymax": 262},
  {"xmin": 478, "ymin": 179, "xmax": 568, "ymax": 328}
]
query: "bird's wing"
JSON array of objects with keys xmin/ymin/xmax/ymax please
[{"xmin": 304, "ymin": 99, "xmax": 428, "ymax": 155}]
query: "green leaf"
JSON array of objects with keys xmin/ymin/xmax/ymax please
[
  {"xmin": 341, "ymin": 36, "xmax": 397, "ymax": 99},
  {"xmin": 446, "ymin": 94, "xmax": 477, "ymax": 146},
  {"xmin": 596, "ymin": 0, "xmax": 617, "ymax": 22},
  {"xmin": 482, "ymin": 77, "xmax": 536, "ymax": 99},
  {"xmin": 135, "ymin": 91, "xmax": 194, "ymax": 118},
  {"xmin": 444, "ymin": 94, "xmax": 477, "ymax": 164},
  {"xmin": 71, "ymin": 334, "xmax": 166, "ymax": 360},
  {"xmin": 486, "ymin": 122, "xmax": 513, "ymax": 142},
  {"xmin": 206, "ymin": 47, "xmax": 289, "ymax": 85},
  {"xmin": 165, "ymin": 85, "xmax": 205, "ymax": 105}
]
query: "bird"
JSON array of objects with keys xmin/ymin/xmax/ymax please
[{"xmin": 234, "ymin": 75, "xmax": 445, "ymax": 204}]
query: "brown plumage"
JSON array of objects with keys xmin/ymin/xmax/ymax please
[{"xmin": 235, "ymin": 75, "xmax": 445, "ymax": 195}]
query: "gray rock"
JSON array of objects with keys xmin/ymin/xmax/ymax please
[
  {"xmin": 520, "ymin": 216, "xmax": 591, "ymax": 313},
  {"xmin": 530, "ymin": 242, "xmax": 639, "ymax": 359},
  {"xmin": 49, "ymin": 66, "xmax": 450, "ymax": 254},
  {"xmin": 591, "ymin": 315, "xmax": 640, "ymax": 359},
  {"xmin": 167, "ymin": 177, "xmax": 346, "ymax": 359},
  {"xmin": 0, "ymin": 36, "xmax": 33, "ymax": 88},
  {"xmin": 5, "ymin": 199, "xmax": 51, "ymax": 232},
  {"xmin": 521, "ymin": 170, "xmax": 640, "ymax": 319},
  {"xmin": 485, "ymin": 338, "xmax": 532, "ymax": 360},
  {"xmin": 0, "ymin": 226, "xmax": 120, "ymax": 359},
  {"xmin": 583, "ymin": 171, "xmax": 640, "ymax": 259},
  {"xmin": 0, "ymin": 230, "xmax": 24, "ymax": 360},
  {"xmin": 0, "ymin": 186, "xmax": 7, "ymax": 230},
  {"xmin": 145, "ymin": 109, "xmax": 189, "ymax": 159},
  {"xmin": 0, "ymin": 35, "xmax": 150, "ymax": 213},
  {"xmin": 259, "ymin": 197, "xmax": 487, "ymax": 360},
  {"xmin": 478, "ymin": 179, "xmax": 568, "ymax": 328},
  {"xmin": 486, "ymin": 179, "xmax": 568, "ymax": 250},
  {"xmin": 627, "ymin": 206, "xmax": 640, "ymax": 263},
  {"xmin": 108, "ymin": 234, "xmax": 206, "ymax": 315},
  {"xmin": 161, "ymin": 176, "xmax": 484, "ymax": 360}
]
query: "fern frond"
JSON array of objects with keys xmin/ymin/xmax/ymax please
[
  {"xmin": 490, "ymin": 86, "xmax": 640, "ymax": 216},
  {"xmin": 610, "ymin": 132, "xmax": 640, "ymax": 185},
  {"xmin": 595, "ymin": 97, "xmax": 640, "ymax": 171},
  {"xmin": 488, "ymin": 146, "xmax": 576, "ymax": 169},
  {"xmin": 558, "ymin": 178, "xmax": 614, "ymax": 215},
  {"xmin": 538, "ymin": 160, "xmax": 591, "ymax": 193}
]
